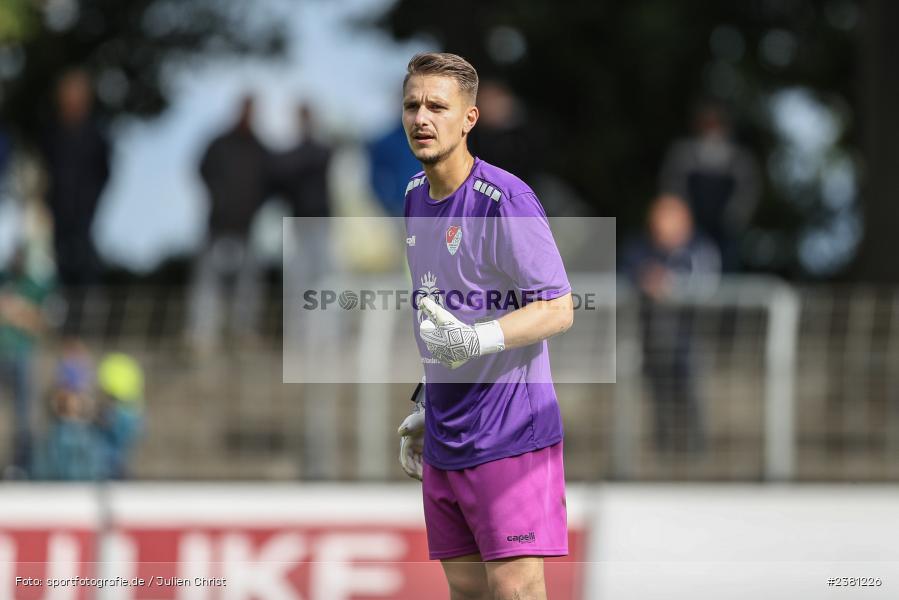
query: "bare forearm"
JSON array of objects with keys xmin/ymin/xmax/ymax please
[
  {"xmin": 496, "ymin": 292, "xmax": 573, "ymax": 350},
  {"xmin": 0, "ymin": 297, "xmax": 44, "ymax": 335}
]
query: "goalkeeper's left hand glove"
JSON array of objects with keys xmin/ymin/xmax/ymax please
[
  {"xmin": 397, "ymin": 379, "xmax": 426, "ymax": 481},
  {"xmin": 418, "ymin": 297, "xmax": 505, "ymax": 370}
]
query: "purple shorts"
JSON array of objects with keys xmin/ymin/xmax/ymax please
[{"xmin": 422, "ymin": 442, "xmax": 568, "ymax": 561}]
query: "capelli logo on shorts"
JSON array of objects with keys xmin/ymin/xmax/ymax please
[{"xmin": 506, "ymin": 532, "xmax": 536, "ymax": 544}]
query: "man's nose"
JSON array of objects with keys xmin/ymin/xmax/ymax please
[{"xmin": 414, "ymin": 107, "xmax": 431, "ymax": 126}]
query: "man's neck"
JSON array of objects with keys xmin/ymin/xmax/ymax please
[{"xmin": 424, "ymin": 148, "xmax": 475, "ymax": 201}]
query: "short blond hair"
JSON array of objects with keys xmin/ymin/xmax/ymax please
[{"xmin": 403, "ymin": 52, "xmax": 479, "ymax": 102}]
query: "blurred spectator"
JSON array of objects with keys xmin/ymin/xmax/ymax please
[
  {"xmin": 31, "ymin": 354, "xmax": 103, "ymax": 481},
  {"xmin": 367, "ymin": 120, "xmax": 421, "ymax": 216},
  {"xmin": 0, "ymin": 247, "xmax": 51, "ymax": 479},
  {"xmin": 469, "ymin": 80, "xmax": 587, "ymax": 218},
  {"xmin": 57, "ymin": 337, "xmax": 94, "ymax": 396},
  {"xmin": 621, "ymin": 194, "xmax": 720, "ymax": 455},
  {"xmin": 659, "ymin": 101, "xmax": 760, "ymax": 271},
  {"xmin": 0, "ymin": 124, "xmax": 12, "ymax": 185},
  {"xmin": 469, "ymin": 80, "xmax": 536, "ymax": 184},
  {"xmin": 96, "ymin": 352, "xmax": 144, "ymax": 479},
  {"xmin": 272, "ymin": 103, "xmax": 333, "ymax": 218},
  {"xmin": 188, "ymin": 95, "xmax": 269, "ymax": 353},
  {"xmin": 272, "ymin": 102, "xmax": 335, "ymax": 287},
  {"xmin": 39, "ymin": 69, "xmax": 110, "ymax": 332}
]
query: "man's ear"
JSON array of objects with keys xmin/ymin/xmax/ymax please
[{"xmin": 462, "ymin": 105, "xmax": 479, "ymax": 135}]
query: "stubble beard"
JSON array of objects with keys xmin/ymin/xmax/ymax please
[{"xmin": 416, "ymin": 137, "xmax": 461, "ymax": 166}]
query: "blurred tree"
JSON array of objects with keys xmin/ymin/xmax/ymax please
[
  {"xmin": 371, "ymin": 0, "xmax": 867, "ymax": 279},
  {"xmin": 854, "ymin": 0, "xmax": 899, "ymax": 282},
  {"xmin": 0, "ymin": 0, "xmax": 38, "ymax": 44},
  {"xmin": 0, "ymin": 0, "xmax": 285, "ymax": 141}
]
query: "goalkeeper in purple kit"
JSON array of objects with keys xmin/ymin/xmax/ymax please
[{"xmin": 396, "ymin": 52, "xmax": 573, "ymax": 600}]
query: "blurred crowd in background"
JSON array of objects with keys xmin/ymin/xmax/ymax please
[
  {"xmin": 0, "ymin": 0, "xmax": 894, "ymax": 481},
  {"xmin": 0, "ymin": 64, "xmax": 756, "ymax": 477}
]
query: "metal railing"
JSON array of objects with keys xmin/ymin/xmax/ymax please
[{"xmin": 4, "ymin": 277, "xmax": 899, "ymax": 482}]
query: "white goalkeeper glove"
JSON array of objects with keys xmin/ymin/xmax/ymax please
[
  {"xmin": 418, "ymin": 297, "xmax": 505, "ymax": 370},
  {"xmin": 397, "ymin": 379, "xmax": 426, "ymax": 480}
]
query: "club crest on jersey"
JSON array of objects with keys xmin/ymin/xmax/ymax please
[{"xmin": 446, "ymin": 225, "xmax": 462, "ymax": 256}]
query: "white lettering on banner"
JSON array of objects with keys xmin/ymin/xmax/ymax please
[
  {"xmin": 98, "ymin": 534, "xmax": 137, "ymax": 600},
  {"xmin": 46, "ymin": 534, "xmax": 79, "ymax": 600},
  {"xmin": 178, "ymin": 533, "xmax": 213, "ymax": 600},
  {"xmin": 221, "ymin": 532, "xmax": 306, "ymax": 600},
  {"xmin": 0, "ymin": 535, "xmax": 14, "ymax": 595},
  {"xmin": 312, "ymin": 533, "xmax": 406, "ymax": 600}
]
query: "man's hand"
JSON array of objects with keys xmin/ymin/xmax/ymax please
[
  {"xmin": 418, "ymin": 297, "xmax": 505, "ymax": 369},
  {"xmin": 397, "ymin": 380, "xmax": 426, "ymax": 480}
]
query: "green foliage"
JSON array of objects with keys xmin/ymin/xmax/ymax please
[
  {"xmin": 1, "ymin": 0, "xmax": 285, "ymax": 139},
  {"xmin": 0, "ymin": 0, "xmax": 38, "ymax": 43},
  {"xmin": 373, "ymin": 0, "xmax": 860, "ymax": 276}
]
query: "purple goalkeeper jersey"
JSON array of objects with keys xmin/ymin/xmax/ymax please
[{"xmin": 404, "ymin": 157, "xmax": 571, "ymax": 470}]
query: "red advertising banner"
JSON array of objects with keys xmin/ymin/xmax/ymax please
[{"xmin": 0, "ymin": 485, "xmax": 587, "ymax": 600}]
